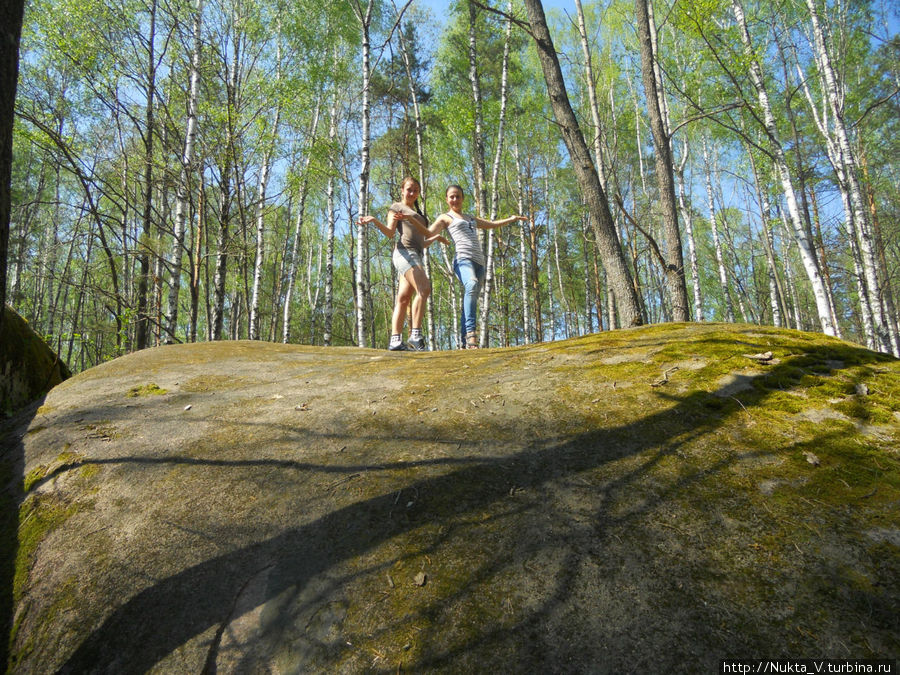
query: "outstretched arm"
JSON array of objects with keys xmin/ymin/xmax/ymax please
[
  {"xmin": 425, "ymin": 234, "xmax": 451, "ymax": 247},
  {"xmin": 474, "ymin": 214, "xmax": 529, "ymax": 229},
  {"xmin": 357, "ymin": 209, "xmax": 402, "ymax": 238},
  {"xmin": 424, "ymin": 214, "xmax": 451, "ymax": 246}
]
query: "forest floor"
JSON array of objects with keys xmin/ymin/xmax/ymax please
[{"xmin": 2, "ymin": 323, "xmax": 899, "ymax": 673}]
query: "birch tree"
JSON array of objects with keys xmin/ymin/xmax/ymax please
[
  {"xmin": 675, "ymin": 138, "xmax": 703, "ymax": 320},
  {"xmin": 282, "ymin": 97, "xmax": 321, "ymax": 343},
  {"xmin": 729, "ymin": 0, "xmax": 835, "ymax": 336},
  {"xmin": 802, "ymin": 0, "xmax": 895, "ymax": 354},
  {"xmin": 164, "ymin": 0, "xmax": 204, "ymax": 343},
  {"xmin": 351, "ymin": 0, "xmax": 374, "ymax": 348},
  {"xmin": 479, "ymin": 0, "xmax": 513, "ymax": 348},
  {"xmin": 323, "ymin": 90, "xmax": 339, "ymax": 347},
  {"xmin": 703, "ymin": 138, "xmax": 734, "ymax": 322}
]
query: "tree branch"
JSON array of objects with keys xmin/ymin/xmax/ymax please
[
  {"xmin": 469, "ymin": 0, "xmax": 535, "ymax": 39},
  {"xmin": 614, "ymin": 193, "xmax": 667, "ymax": 271}
]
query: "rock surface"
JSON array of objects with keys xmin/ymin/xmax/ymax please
[
  {"xmin": 0, "ymin": 306, "xmax": 71, "ymax": 414},
  {"xmin": 2, "ymin": 323, "xmax": 899, "ymax": 672}
]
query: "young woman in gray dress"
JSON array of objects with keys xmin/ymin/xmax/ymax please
[{"xmin": 358, "ymin": 177, "xmax": 448, "ymax": 350}]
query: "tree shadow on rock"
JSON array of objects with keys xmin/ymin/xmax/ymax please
[{"xmin": 34, "ymin": 342, "xmax": 898, "ymax": 672}]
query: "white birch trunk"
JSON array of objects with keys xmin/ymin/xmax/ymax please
[
  {"xmin": 248, "ymin": 118, "xmax": 278, "ymax": 340},
  {"xmin": 513, "ymin": 140, "xmax": 531, "ymax": 344},
  {"xmin": 323, "ymin": 92, "xmax": 339, "ymax": 347},
  {"xmin": 467, "ymin": 0, "xmax": 488, "ymax": 219},
  {"xmin": 282, "ymin": 99, "xmax": 321, "ymax": 344},
  {"xmin": 354, "ymin": 0, "xmax": 374, "ymax": 348},
  {"xmin": 466, "ymin": 0, "xmax": 489, "ymax": 345},
  {"xmin": 575, "ymin": 0, "xmax": 608, "ymax": 189},
  {"xmin": 732, "ymin": 0, "xmax": 835, "ymax": 336},
  {"xmin": 676, "ymin": 138, "xmax": 703, "ymax": 321},
  {"xmin": 748, "ymin": 149, "xmax": 785, "ymax": 328},
  {"xmin": 478, "ymin": 0, "xmax": 512, "ymax": 348},
  {"xmin": 804, "ymin": 0, "xmax": 893, "ymax": 353},
  {"xmin": 163, "ymin": 0, "xmax": 204, "ymax": 343},
  {"xmin": 703, "ymin": 139, "xmax": 734, "ymax": 323}
]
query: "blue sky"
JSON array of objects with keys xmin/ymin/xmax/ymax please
[{"xmin": 416, "ymin": 0, "xmax": 575, "ymax": 28}]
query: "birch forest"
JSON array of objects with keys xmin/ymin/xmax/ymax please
[{"xmin": 6, "ymin": 0, "xmax": 899, "ymax": 370}]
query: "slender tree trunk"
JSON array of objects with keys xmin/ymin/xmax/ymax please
[
  {"xmin": 513, "ymin": 139, "xmax": 531, "ymax": 344},
  {"xmin": 189, "ymin": 178, "xmax": 204, "ymax": 342},
  {"xmin": 67, "ymin": 229, "xmax": 94, "ymax": 365},
  {"xmin": 211, "ymin": 32, "xmax": 242, "ymax": 341},
  {"xmin": 778, "ymin": 206, "xmax": 804, "ymax": 330},
  {"xmin": 860, "ymin": 146, "xmax": 900, "ymax": 354},
  {"xmin": 676, "ymin": 138, "xmax": 703, "ymax": 321},
  {"xmin": 249, "ymin": 39, "xmax": 282, "ymax": 341},
  {"xmin": 522, "ymin": 0, "xmax": 642, "ymax": 327},
  {"xmin": 580, "ymin": 210, "xmax": 595, "ymax": 332},
  {"xmin": 634, "ymin": 0, "xmax": 689, "ymax": 321},
  {"xmin": 478, "ymin": 0, "xmax": 512, "ymax": 348},
  {"xmin": 136, "ymin": 0, "xmax": 158, "ymax": 351},
  {"xmin": 164, "ymin": 0, "xmax": 204, "ymax": 343},
  {"xmin": 731, "ymin": 0, "xmax": 834, "ymax": 336},
  {"xmin": 703, "ymin": 139, "xmax": 734, "ymax": 322},
  {"xmin": 528, "ymin": 189, "xmax": 543, "ymax": 340},
  {"xmin": 747, "ymin": 146, "xmax": 786, "ymax": 328},
  {"xmin": 248, "ymin": 143, "xmax": 275, "ymax": 340},
  {"xmin": 323, "ymin": 112, "xmax": 338, "ymax": 347},
  {"xmin": 467, "ymin": 0, "xmax": 489, "ymax": 221},
  {"xmin": 550, "ymin": 189, "xmax": 569, "ymax": 336},
  {"xmin": 282, "ymin": 99, "xmax": 320, "ymax": 343},
  {"xmin": 154, "ymin": 124, "xmax": 170, "ymax": 345},
  {"xmin": 353, "ymin": 0, "xmax": 374, "ymax": 348},
  {"xmin": 574, "ymin": 0, "xmax": 608, "ymax": 188},
  {"xmin": 807, "ymin": 188, "xmax": 841, "ymax": 337},
  {"xmin": 805, "ymin": 0, "xmax": 892, "ymax": 353},
  {"xmin": 211, "ymin": 157, "xmax": 232, "ymax": 341}
]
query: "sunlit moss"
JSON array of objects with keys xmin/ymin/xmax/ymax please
[{"xmin": 127, "ymin": 383, "xmax": 167, "ymax": 397}]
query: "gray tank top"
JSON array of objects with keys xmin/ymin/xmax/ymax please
[
  {"xmin": 391, "ymin": 202, "xmax": 426, "ymax": 256},
  {"xmin": 446, "ymin": 214, "xmax": 484, "ymax": 266}
]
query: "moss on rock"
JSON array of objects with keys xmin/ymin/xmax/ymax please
[{"xmin": 3, "ymin": 324, "xmax": 899, "ymax": 672}]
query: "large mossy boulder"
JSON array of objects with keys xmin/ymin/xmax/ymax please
[
  {"xmin": 0, "ymin": 306, "xmax": 71, "ymax": 414},
  {"xmin": 2, "ymin": 324, "xmax": 899, "ymax": 672}
]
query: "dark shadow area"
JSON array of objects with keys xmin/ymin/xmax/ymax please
[{"xmin": 0, "ymin": 398, "xmax": 41, "ymax": 672}]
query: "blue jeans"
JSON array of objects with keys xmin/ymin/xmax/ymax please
[{"xmin": 453, "ymin": 257, "xmax": 485, "ymax": 339}]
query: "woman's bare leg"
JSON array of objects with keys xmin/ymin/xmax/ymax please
[{"xmin": 405, "ymin": 266, "xmax": 431, "ymax": 329}]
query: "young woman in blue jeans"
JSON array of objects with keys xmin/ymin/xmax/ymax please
[{"xmin": 427, "ymin": 185, "xmax": 528, "ymax": 349}]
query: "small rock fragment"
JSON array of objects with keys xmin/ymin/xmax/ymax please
[
  {"xmin": 802, "ymin": 450, "xmax": 820, "ymax": 467},
  {"xmin": 413, "ymin": 572, "xmax": 427, "ymax": 587}
]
